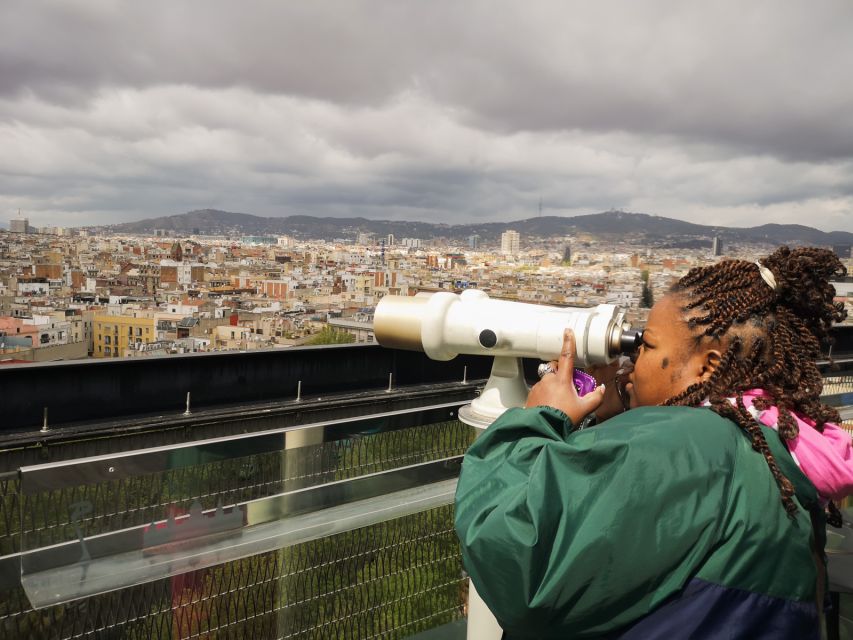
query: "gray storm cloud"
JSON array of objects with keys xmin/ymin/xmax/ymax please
[{"xmin": 0, "ymin": 0, "xmax": 851, "ymax": 230}]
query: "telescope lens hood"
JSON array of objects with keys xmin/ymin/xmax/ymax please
[{"xmin": 374, "ymin": 295, "xmax": 430, "ymax": 351}]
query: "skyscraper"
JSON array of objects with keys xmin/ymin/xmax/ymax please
[
  {"xmin": 500, "ymin": 230, "xmax": 520, "ymax": 256},
  {"xmin": 712, "ymin": 236, "xmax": 723, "ymax": 256}
]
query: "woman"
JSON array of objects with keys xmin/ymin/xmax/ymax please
[{"xmin": 454, "ymin": 246, "xmax": 850, "ymax": 639}]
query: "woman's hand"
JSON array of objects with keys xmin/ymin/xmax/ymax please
[
  {"xmin": 525, "ymin": 329, "xmax": 606, "ymax": 425},
  {"xmin": 586, "ymin": 357, "xmax": 633, "ymax": 422}
]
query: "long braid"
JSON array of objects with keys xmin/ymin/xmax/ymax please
[{"xmin": 668, "ymin": 246, "xmax": 847, "ymax": 522}]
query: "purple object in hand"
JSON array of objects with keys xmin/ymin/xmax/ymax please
[{"xmin": 573, "ymin": 370, "xmax": 597, "ymax": 397}]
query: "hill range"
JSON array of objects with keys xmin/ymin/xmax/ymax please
[{"xmin": 106, "ymin": 209, "xmax": 853, "ymax": 247}]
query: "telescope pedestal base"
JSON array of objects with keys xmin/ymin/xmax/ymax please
[
  {"xmin": 458, "ymin": 404, "xmax": 496, "ymax": 430},
  {"xmin": 458, "ymin": 356, "xmax": 529, "ymax": 430}
]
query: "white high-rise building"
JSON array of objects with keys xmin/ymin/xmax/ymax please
[
  {"xmin": 712, "ymin": 236, "xmax": 723, "ymax": 256},
  {"xmin": 9, "ymin": 218, "xmax": 29, "ymax": 233},
  {"xmin": 500, "ymin": 230, "xmax": 520, "ymax": 256}
]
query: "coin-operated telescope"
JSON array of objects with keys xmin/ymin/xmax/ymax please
[{"xmin": 374, "ymin": 289, "xmax": 642, "ymax": 428}]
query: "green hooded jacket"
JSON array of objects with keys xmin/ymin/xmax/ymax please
[{"xmin": 454, "ymin": 405, "xmax": 825, "ymax": 639}]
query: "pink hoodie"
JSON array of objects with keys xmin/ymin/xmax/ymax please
[{"xmin": 740, "ymin": 390, "xmax": 853, "ymax": 502}]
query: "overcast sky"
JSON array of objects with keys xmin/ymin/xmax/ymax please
[{"xmin": 1, "ymin": 1, "xmax": 852, "ymax": 231}]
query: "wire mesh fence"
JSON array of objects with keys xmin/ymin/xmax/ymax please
[
  {"xmin": 1, "ymin": 420, "xmax": 477, "ymax": 640},
  {"xmin": 823, "ymin": 375, "xmax": 853, "ymax": 397},
  {"xmin": 2, "ymin": 506, "xmax": 464, "ymax": 640}
]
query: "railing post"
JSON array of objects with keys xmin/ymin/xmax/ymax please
[
  {"xmin": 467, "ymin": 582, "xmax": 503, "ymax": 640},
  {"xmin": 280, "ymin": 422, "xmax": 325, "ymax": 632},
  {"xmin": 467, "ymin": 423, "xmax": 504, "ymax": 640}
]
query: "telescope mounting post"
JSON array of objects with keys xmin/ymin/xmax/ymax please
[{"xmin": 458, "ymin": 356, "xmax": 529, "ymax": 429}]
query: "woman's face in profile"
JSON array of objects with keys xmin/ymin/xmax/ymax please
[{"xmin": 626, "ymin": 295, "xmax": 709, "ymax": 408}]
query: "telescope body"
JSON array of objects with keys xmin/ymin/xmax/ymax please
[{"xmin": 374, "ymin": 289, "xmax": 631, "ymax": 367}]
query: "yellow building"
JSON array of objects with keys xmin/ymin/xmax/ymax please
[{"xmin": 93, "ymin": 314, "xmax": 156, "ymax": 358}]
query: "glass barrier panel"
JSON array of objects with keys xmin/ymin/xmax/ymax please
[
  {"xmin": 8, "ymin": 504, "xmax": 468, "ymax": 639},
  {"xmin": 13, "ymin": 404, "xmax": 476, "ymax": 640}
]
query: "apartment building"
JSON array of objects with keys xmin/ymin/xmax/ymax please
[
  {"xmin": 93, "ymin": 313, "xmax": 156, "ymax": 358},
  {"xmin": 500, "ymin": 230, "xmax": 520, "ymax": 256}
]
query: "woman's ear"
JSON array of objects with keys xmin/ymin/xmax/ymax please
[{"xmin": 699, "ymin": 349, "xmax": 722, "ymax": 382}]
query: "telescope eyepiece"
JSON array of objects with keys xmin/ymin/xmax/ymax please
[{"xmin": 619, "ymin": 329, "xmax": 644, "ymax": 354}]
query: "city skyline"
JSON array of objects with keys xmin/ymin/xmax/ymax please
[{"xmin": 1, "ymin": 2, "xmax": 852, "ymax": 232}]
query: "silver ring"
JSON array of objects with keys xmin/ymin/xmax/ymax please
[{"xmin": 537, "ymin": 363, "xmax": 556, "ymax": 378}]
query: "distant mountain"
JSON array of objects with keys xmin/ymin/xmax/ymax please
[
  {"xmin": 106, "ymin": 209, "xmax": 853, "ymax": 246},
  {"xmin": 108, "ymin": 209, "xmax": 451, "ymax": 239}
]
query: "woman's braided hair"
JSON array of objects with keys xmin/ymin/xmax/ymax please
[{"xmin": 663, "ymin": 246, "xmax": 847, "ymax": 522}]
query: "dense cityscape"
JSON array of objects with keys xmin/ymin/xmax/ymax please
[
  {"xmin": 2, "ymin": 4, "xmax": 852, "ymax": 639},
  {"xmin": 2, "ymin": 213, "xmax": 851, "ymax": 364}
]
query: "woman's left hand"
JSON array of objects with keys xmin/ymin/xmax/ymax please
[{"xmin": 525, "ymin": 329, "xmax": 606, "ymax": 425}]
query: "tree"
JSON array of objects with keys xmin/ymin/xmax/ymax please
[{"xmin": 307, "ymin": 326, "xmax": 356, "ymax": 345}]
